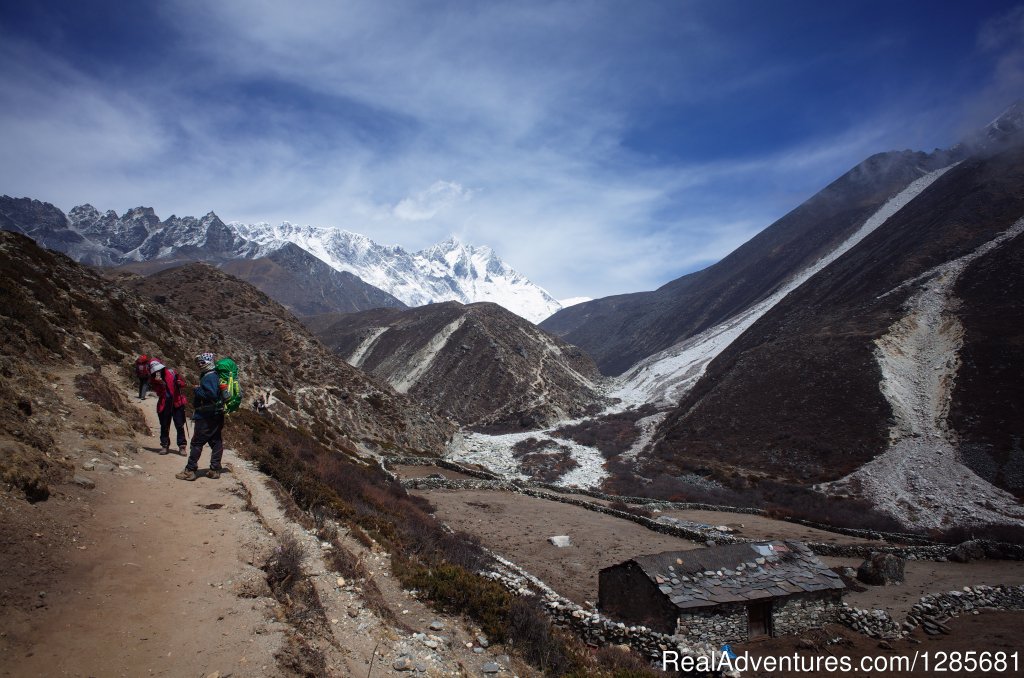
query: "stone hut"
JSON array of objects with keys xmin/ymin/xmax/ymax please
[{"xmin": 598, "ymin": 541, "xmax": 845, "ymax": 646}]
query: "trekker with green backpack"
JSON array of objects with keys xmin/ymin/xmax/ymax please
[{"xmin": 176, "ymin": 352, "xmax": 239, "ymax": 481}]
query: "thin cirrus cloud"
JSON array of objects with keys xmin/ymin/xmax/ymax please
[{"xmin": 0, "ymin": 1, "xmax": 1020, "ymax": 299}]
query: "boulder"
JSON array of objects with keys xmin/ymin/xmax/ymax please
[
  {"xmin": 949, "ymin": 540, "xmax": 987, "ymax": 563},
  {"xmin": 856, "ymin": 552, "xmax": 906, "ymax": 585}
]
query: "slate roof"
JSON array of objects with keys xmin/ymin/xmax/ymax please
[{"xmin": 621, "ymin": 541, "xmax": 845, "ymax": 611}]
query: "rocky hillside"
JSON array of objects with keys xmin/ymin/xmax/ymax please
[
  {"xmin": 305, "ymin": 302, "xmax": 607, "ymax": 430},
  {"xmin": 220, "ymin": 242, "xmax": 406, "ymax": 316},
  {"xmin": 0, "ymin": 230, "xmax": 454, "ymax": 460},
  {"xmin": 540, "ymin": 147, "xmax": 959, "ymax": 375},
  {"xmin": 124, "ymin": 263, "xmax": 454, "ymax": 454}
]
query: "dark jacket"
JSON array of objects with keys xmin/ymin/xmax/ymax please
[{"xmin": 192, "ymin": 368, "xmax": 223, "ymax": 420}]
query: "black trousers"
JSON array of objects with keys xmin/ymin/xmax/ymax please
[
  {"xmin": 158, "ymin": 406, "xmax": 187, "ymax": 448},
  {"xmin": 138, "ymin": 376, "xmax": 149, "ymax": 399},
  {"xmin": 187, "ymin": 414, "xmax": 224, "ymax": 471}
]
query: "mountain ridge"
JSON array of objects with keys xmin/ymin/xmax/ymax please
[{"xmin": 0, "ymin": 198, "xmax": 561, "ymax": 323}]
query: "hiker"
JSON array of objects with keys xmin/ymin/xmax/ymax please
[
  {"xmin": 148, "ymin": 359, "xmax": 188, "ymax": 455},
  {"xmin": 134, "ymin": 355, "xmax": 151, "ymax": 400},
  {"xmin": 176, "ymin": 352, "xmax": 225, "ymax": 481}
]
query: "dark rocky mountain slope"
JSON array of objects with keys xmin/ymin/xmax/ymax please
[
  {"xmin": 541, "ymin": 149, "xmax": 958, "ymax": 375},
  {"xmin": 305, "ymin": 302, "xmax": 607, "ymax": 430},
  {"xmin": 220, "ymin": 243, "xmax": 405, "ymax": 316},
  {"xmin": 643, "ymin": 143, "xmax": 1024, "ymax": 525}
]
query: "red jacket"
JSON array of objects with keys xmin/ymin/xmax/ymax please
[{"xmin": 150, "ymin": 367, "xmax": 188, "ymax": 413}]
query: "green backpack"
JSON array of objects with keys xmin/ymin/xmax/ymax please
[{"xmin": 215, "ymin": 357, "xmax": 243, "ymax": 414}]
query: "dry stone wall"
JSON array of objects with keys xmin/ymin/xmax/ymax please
[
  {"xmin": 675, "ymin": 606, "xmax": 747, "ymax": 647},
  {"xmin": 838, "ymin": 585, "xmax": 1024, "ymax": 639}
]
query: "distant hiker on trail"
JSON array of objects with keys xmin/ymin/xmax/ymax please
[
  {"xmin": 148, "ymin": 359, "xmax": 188, "ymax": 455},
  {"xmin": 134, "ymin": 355, "xmax": 151, "ymax": 400},
  {"xmin": 176, "ymin": 352, "xmax": 225, "ymax": 481}
]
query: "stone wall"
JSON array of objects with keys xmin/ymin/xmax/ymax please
[
  {"xmin": 773, "ymin": 595, "xmax": 844, "ymax": 636},
  {"xmin": 837, "ymin": 585, "xmax": 1024, "ymax": 639},
  {"xmin": 675, "ymin": 606, "xmax": 747, "ymax": 647},
  {"xmin": 903, "ymin": 585, "xmax": 1024, "ymax": 635}
]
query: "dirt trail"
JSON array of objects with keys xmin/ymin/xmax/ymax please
[
  {"xmin": 2, "ymin": 371, "xmax": 286, "ymax": 678},
  {"xmin": 2, "ymin": 371, "xmax": 526, "ymax": 678}
]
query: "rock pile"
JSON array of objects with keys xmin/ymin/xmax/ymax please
[{"xmin": 837, "ymin": 606, "xmax": 902, "ymax": 639}]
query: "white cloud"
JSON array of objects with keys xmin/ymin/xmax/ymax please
[{"xmin": 393, "ymin": 180, "xmax": 472, "ymax": 221}]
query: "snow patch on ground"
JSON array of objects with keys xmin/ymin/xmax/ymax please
[
  {"xmin": 824, "ymin": 216, "xmax": 1024, "ymax": 529},
  {"xmin": 346, "ymin": 327, "xmax": 389, "ymax": 369},
  {"xmin": 448, "ymin": 429, "xmax": 608, "ymax": 489},
  {"xmin": 611, "ymin": 164, "xmax": 957, "ymax": 408},
  {"xmin": 388, "ymin": 316, "xmax": 467, "ymax": 393}
]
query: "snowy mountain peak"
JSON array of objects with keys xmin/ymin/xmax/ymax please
[{"xmin": 229, "ymin": 220, "xmax": 560, "ymax": 321}]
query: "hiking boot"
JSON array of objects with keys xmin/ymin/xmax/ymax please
[
  {"xmin": 175, "ymin": 469, "xmax": 197, "ymax": 481},
  {"xmin": 207, "ymin": 469, "xmax": 221, "ymax": 480},
  {"xmin": 160, "ymin": 445, "xmax": 169, "ymax": 455},
  {"xmin": 178, "ymin": 445, "xmax": 187, "ymax": 456}
]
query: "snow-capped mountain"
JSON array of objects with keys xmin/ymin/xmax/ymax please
[
  {"xmin": 233, "ymin": 222, "xmax": 562, "ymax": 323},
  {"xmin": 0, "ymin": 198, "xmax": 563, "ymax": 323}
]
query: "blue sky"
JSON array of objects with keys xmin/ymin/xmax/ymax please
[{"xmin": 1, "ymin": 1, "xmax": 1022, "ymax": 300}]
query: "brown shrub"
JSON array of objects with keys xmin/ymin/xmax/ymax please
[
  {"xmin": 607, "ymin": 499, "xmax": 653, "ymax": 519},
  {"xmin": 265, "ymin": 532, "xmax": 304, "ymax": 594},
  {"xmin": 591, "ymin": 644, "xmax": 660, "ymax": 676},
  {"xmin": 505, "ymin": 596, "xmax": 582, "ymax": 674},
  {"xmin": 392, "ymin": 557, "xmax": 511, "ymax": 641}
]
